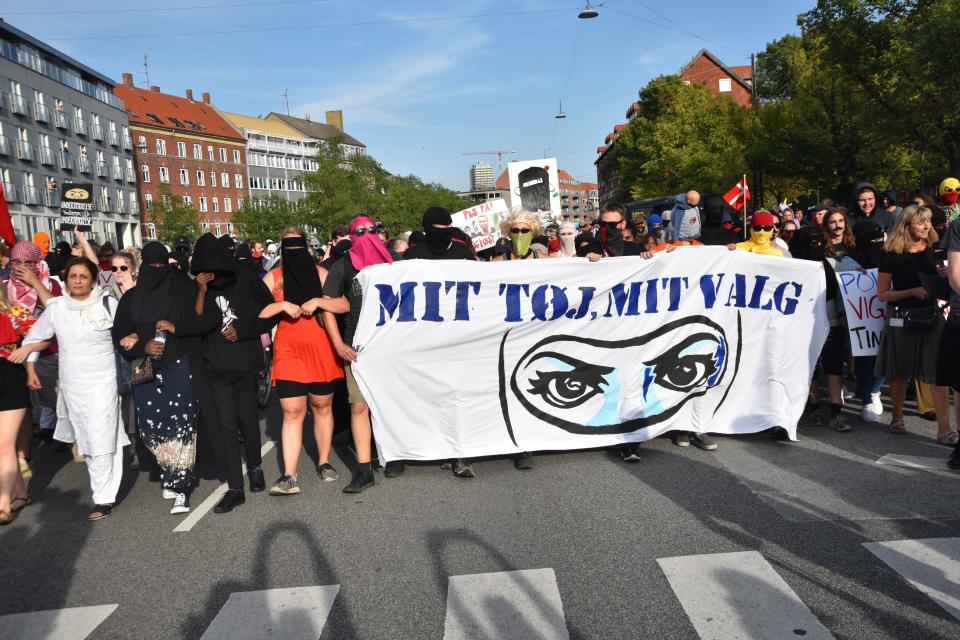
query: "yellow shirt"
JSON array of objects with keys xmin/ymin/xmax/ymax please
[{"xmin": 735, "ymin": 239, "xmax": 785, "ymax": 257}]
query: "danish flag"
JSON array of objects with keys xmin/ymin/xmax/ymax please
[{"xmin": 723, "ymin": 177, "xmax": 750, "ymax": 211}]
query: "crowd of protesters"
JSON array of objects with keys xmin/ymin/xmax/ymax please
[{"xmin": 2, "ymin": 177, "xmax": 960, "ymax": 525}]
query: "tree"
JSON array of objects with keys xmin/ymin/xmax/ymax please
[
  {"xmin": 149, "ymin": 183, "xmax": 201, "ymax": 245},
  {"xmin": 232, "ymin": 195, "xmax": 308, "ymax": 242}
]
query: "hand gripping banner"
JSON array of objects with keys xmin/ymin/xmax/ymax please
[{"xmin": 351, "ymin": 247, "xmax": 829, "ymax": 462}]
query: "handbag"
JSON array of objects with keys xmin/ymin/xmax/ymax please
[
  {"xmin": 895, "ymin": 306, "xmax": 936, "ymax": 335},
  {"xmin": 129, "ymin": 356, "xmax": 155, "ymax": 386}
]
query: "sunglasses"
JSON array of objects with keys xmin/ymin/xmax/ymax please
[
  {"xmin": 944, "ymin": 187, "xmax": 959, "ymax": 193},
  {"xmin": 110, "ymin": 265, "xmax": 130, "ymax": 272},
  {"xmin": 752, "ymin": 226, "xmax": 774, "ymax": 232},
  {"xmin": 352, "ymin": 226, "xmax": 377, "ymax": 236},
  {"xmin": 511, "ymin": 227, "xmax": 532, "ymax": 234}
]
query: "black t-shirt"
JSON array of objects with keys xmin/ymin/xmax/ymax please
[
  {"xmin": 830, "ymin": 240, "xmax": 850, "ymax": 262},
  {"xmin": 699, "ymin": 226, "xmax": 739, "ymax": 247},
  {"xmin": 322, "ymin": 256, "xmax": 362, "ymax": 344},
  {"xmin": 942, "ymin": 219, "xmax": 960, "ymax": 318},
  {"xmin": 879, "ymin": 248, "xmax": 938, "ymax": 308}
]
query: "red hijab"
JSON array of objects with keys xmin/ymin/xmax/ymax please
[{"xmin": 348, "ymin": 215, "xmax": 393, "ymax": 271}]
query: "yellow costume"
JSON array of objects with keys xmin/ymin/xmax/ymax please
[{"xmin": 735, "ymin": 211, "xmax": 785, "ymax": 257}]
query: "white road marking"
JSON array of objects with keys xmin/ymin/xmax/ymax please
[
  {"xmin": 442, "ymin": 568, "xmax": 569, "ymax": 640},
  {"xmin": 0, "ymin": 604, "xmax": 118, "ymax": 640},
  {"xmin": 875, "ymin": 454, "xmax": 958, "ymax": 472},
  {"xmin": 657, "ymin": 551, "xmax": 835, "ymax": 640},
  {"xmin": 173, "ymin": 440, "xmax": 275, "ymax": 533},
  {"xmin": 198, "ymin": 586, "xmax": 339, "ymax": 640},
  {"xmin": 863, "ymin": 537, "xmax": 960, "ymax": 622}
]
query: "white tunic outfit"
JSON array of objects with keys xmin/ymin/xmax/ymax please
[{"xmin": 24, "ymin": 291, "xmax": 128, "ymax": 504}]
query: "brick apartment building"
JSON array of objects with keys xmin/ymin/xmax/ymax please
[
  {"xmin": 595, "ymin": 49, "xmax": 752, "ymax": 207},
  {"xmin": 114, "ymin": 74, "xmax": 248, "ymax": 239}
]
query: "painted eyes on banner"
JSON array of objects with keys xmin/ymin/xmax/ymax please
[
  {"xmin": 526, "ymin": 352, "xmax": 614, "ymax": 410},
  {"xmin": 644, "ymin": 334, "xmax": 723, "ymax": 393}
]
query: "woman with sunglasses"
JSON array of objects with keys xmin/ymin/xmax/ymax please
[
  {"xmin": 492, "ymin": 211, "xmax": 542, "ymax": 262},
  {"xmin": 108, "ymin": 250, "xmax": 139, "ymax": 469}
]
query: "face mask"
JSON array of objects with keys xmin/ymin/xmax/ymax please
[
  {"xmin": 806, "ymin": 242, "xmax": 825, "ymax": 261},
  {"xmin": 943, "ymin": 191, "xmax": 959, "ymax": 206},
  {"xmin": 600, "ymin": 223, "xmax": 624, "ymax": 256},
  {"xmin": 511, "ymin": 231, "xmax": 532, "ymax": 256},
  {"xmin": 426, "ymin": 226, "xmax": 454, "ymax": 251},
  {"xmin": 750, "ymin": 229, "xmax": 773, "ymax": 245},
  {"xmin": 559, "ymin": 232, "xmax": 576, "ymax": 255}
]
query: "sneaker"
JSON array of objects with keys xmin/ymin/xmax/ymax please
[
  {"xmin": 692, "ymin": 433, "xmax": 718, "ymax": 451},
  {"xmin": 384, "ymin": 460, "xmax": 406, "ymax": 478},
  {"xmin": 269, "ymin": 475, "xmax": 301, "ymax": 496},
  {"xmin": 170, "ymin": 493, "xmax": 190, "ymax": 515},
  {"xmin": 451, "ymin": 459, "xmax": 476, "ymax": 478},
  {"xmin": 316, "ymin": 463, "xmax": 339, "ymax": 482},
  {"xmin": 860, "ymin": 404, "xmax": 880, "ymax": 423},
  {"xmin": 829, "ymin": 415, "xmax": 852, "ymax": 432},
  {"xmin": 672, "ymin": 432, "xmax": 690, "ymax": 447},
  {"xmin": 869, "ymin": 392, "xmax": 883, "ymax": 416},
  {"xmin": 343, "ymin": 470, "xmax": 375, "ymax": 493},
  {"xmin": 948, "ymin": 449, "xmax": 960, "ymax": 471},
  {"xmin": 162, "ymin": 489, "xmax": 177, "ymax": 500},
  {"xmin": 213, "ymin": 489, "xmax": 245, "ymax": 514},
  {"xmin": 619, "ymin": 444, "xmax": 641, "ymax": 462},
  {"xmin": 937, "ymin": 431, "xmax": 960, "ymax": 446},
  {"xmin": 248, "ymin": 467, "xmax": 266, "ymax": 493}
]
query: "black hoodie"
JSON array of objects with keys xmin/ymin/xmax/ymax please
[
  {"xmin": 849, "ymin": 182, "xmax": 896, "ymax": 235},
  {"xmin": 190, "ymin": 233, "xmax": 276, "ymax": 374}
]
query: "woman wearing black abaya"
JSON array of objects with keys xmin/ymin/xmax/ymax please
[{"xmin": 111, "ymin": 242, "xmax": 221, "ymax": 516}]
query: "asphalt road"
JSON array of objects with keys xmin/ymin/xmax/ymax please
[{"xmin": 2, "ymin": 390, "xmax": 960, "ymax": 640}]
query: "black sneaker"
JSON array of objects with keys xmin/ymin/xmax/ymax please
[
  {"xmin": 248, "ymin": 467, "xmax": 266, "ymax": 492},
  {"xmin": 672, "ymin": 432, "xmax": 690, "ymax": 447},
  {"xmin": 948, "ymin": 449, "xmax": 960, "ymax": 471},
  {"xmin": 514, "ymin": 452, "xmax": 533, "ymax": 470},
  {"xmin": 692, "ymin": 433, "xmax": 718, "ymax": 451},
  {"xmin": 343, "ymin": 470, "xmax": 375, "ymax": 493},
  {"xmin": 452, "ymin": 459, "xmax": 475, "ymax": 478},
  {"xmin": 619, "ymin": 444, "xmax": 641, "ymax": 462},
  {"xmin": 384, "ymin": 460, "xmax": 406, "ymax": 478},
  {"xmin": 214, "ymin": 489, "xmax": 245, "ymax": 514}
]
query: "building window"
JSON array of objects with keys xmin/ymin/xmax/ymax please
[
  {"xmin": 718, "ymin": 78, "xmax": 732, "ymax": 93},
  {"xmin": 193, "ymin": 144, "xmax": 202, "ymax": 160},
  {"xmin": 147, "ymin": 223, "xmax": 156, "ymax": 238},
  {"xmin": 179, "ymin": 168, "xmax": 189, "ymax": 185},
  {"xmin": 158, "ymin": 166, "xmax": 169, "ymax": 183},
  {"xmin": 221, "ymin": 172, "xmax": 229, "ymax": 188},
  {"xmin": 176, "ymin": 141, "xmax": 186, "ymax": 157},
  {"xmin": 207, "ymin": 146, "xmax": 214, "ymax": 161},
  {"xmin": 224, "ymin": 197, "xmax": 232, "ymax": 213},
  {"xmin": 219, "ymin": 148, "xmax": 227, "ymax": 162},
  {"xmin": 237, "ymin": 198, "xmax": 244, "ymax": 209},
  {"xmin": 198, "ymin": 196, "xmax": 208, "ymax": 212},
  {"xmin": 182, "ymin": 195, "xmax": 192, "ymax": 207},
  {"xmin": 212, "ymin": 197, "xmax": 220, "ymax": 213},
  {"xmin": 196, "ymin": 170, "xmax": 205, "ymax": 186},
  {"xmin": 209, "ymin": 172, "xmax": 217, "ymax": 187},
  {"xmin": 214, "ymin": 222, "xmax": 222, "ymax": 235},
  {"xmin": 145, "ymin": 193, "xmax": 153, "ymax": 211},
  {"xmin": 137, "ymin": 135, "xmax": 147, "ymax": 152},
  {"xmin": 235, "ymin": 174, "xmax": 243, "ymax": 189},
  {"xmin": 226, "ymin": 222, "xmax": 234, "ymax": 234},
  {"xmin": 232, "ymin": 149, "xmax": 240, "ymax": 163},
  {"xmin": 155, "ymin": 138, "xmax": 166, "ymax": 155},
  {"xmin": 141, "ymin": 165, "xmax": 150, "ymax": 182}
]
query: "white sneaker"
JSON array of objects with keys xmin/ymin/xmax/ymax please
[
  {"xmin": 870, "ymin": 392, "xmax": 883, "ymax": 416},
  {"xmin": 170, "ymin": 493, "xmax": 190, "ymax": 515},
  {"xmin": 861, "ymin": 404, "xmax": 880, "ymax": 423},
  {"xmin": 162, "ymin": 489, "xmax": 177, "ymax": 500}
]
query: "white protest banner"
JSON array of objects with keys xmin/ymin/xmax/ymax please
[
  {"xmin": 506, "ymin": 158, "xmax": 561, "ymax": 221},
  {"xmin": 351, "ymin": 248, "xmax": 829, "ymax": 462},
  {"xmin": 451, "ymin": 198, "xmax": 509, "ymax": 252},
  {"xmin": 836, "ymin": 268, "xmax": 884, "ymax": 357}
]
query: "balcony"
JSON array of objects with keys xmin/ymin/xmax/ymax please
[
  {"xmin": 117, "ymin": 198, "xmax": 127, "ymax": 214},
  {"xmin": 44, "ymin": 189, "xmax": 61, "ymax": 207},
  {"xmin": 0, "ymin": 136, "xmax": 9, "ymax": 156},
  {"xmin": 112, "ymin": 164, "xmax": 124, "ymax": 180},
  {"xmin": 33, "ymin": 102, "xmax": 50, "ymax": 122},
  {"xmin": 130, "ymin": 201, "xmax": 140, "ymax": 216},
  {"xmin": 74, "ymin": 117, "xmax": 88, "ymax": 136},
  {"xmin": 22, "ymin": 186, "xmax": 41, "ymax": 205},
  {"xmin": 108, "ymin": 130, "xmax": 120, "ymax": 147},
  {"xmin": 1, "ymin": 183, "xmax": 19, "ymax": 202},
  {"xmin": 60, "ymin": 152, "xmax": 75, "ymax": 171},
  {"xmin": 96, "ymin": 161, "xmax": 109, "ymax": 177},
  {"xmin": 92, "ymin": 124, "xmax": 104, "ymax": 142},
  {"xmin": 54, "ymin": 111, "xmax": 70, "ymax": 130},
  {"xmin": 17, "ymin": 139, "xmax": 35, "ymax": 162},
  {"xmin": 78, "ymin": 155, "xmax": 92, "ymax": 173},
  {"xmin": 99, "ymin": 197, "xmax": 114, "ymax": 213},
  {"xmin": 38, "ymin": 145, "xmax": 55, "ymax": 165},
  {"xmin": 122, "ymin": 134, "xmax": 132, "ymax": 150},
  {"xmin": 125, "ymin": 167, "xmax": 136, "ymax": 183},
  {"xmin": 7, "ymin": 93, "xmax": 28, "ymax": 115}
]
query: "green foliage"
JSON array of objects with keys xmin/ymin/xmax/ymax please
[
  {"xmin": 150, "ymin": 183, "xmax": 201, "ymax": 245},
  {"xmin": 231, "ymin": 195, "xmax": 308, "ymax": 243}
]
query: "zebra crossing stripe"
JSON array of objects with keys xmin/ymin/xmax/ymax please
[
  {"xmin": 0, "ymin": 604, "xmax": 118, "ymax": 640},
  {"xmin": 443, "ymin": 568, "xmax": 569, "ymax": 640},
  {"xmin": 875, "ymin": 454, "xmax": 958, "ymax": 471},
  {"xmin": 863, "ymin": 537, "xmax": 960, "ymax": 622},
  {"xmin": 657, "ymin": 551, "xmax": 835, "ymax": 640},
  {"xmin": 198, "ymin": 585, "xmax": 339, "ymax": 640}
]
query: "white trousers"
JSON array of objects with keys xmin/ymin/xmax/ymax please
[{"xmin": 85, "ymin": 444, "xmax": 124, "ymax": 505}]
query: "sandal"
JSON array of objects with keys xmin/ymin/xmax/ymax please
[
  {"xmin": 87, "ymin": 504, "xmax": 114, "ymax": 521},
  {"xmin": 10, "ymin": 496, "xmax": 32, "ymax": 513},
  {"xmin": 937, "ymin": 431, "xmax": 960, "ymax": 446},
  {"xmin": 0, "ymin": 510, "xmax": 15, "ymax": 526},
  {"xmin": 889, "ymin": 417, "xmax": 907, "ymax": 434}
]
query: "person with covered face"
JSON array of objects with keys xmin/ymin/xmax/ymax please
[
  {"xmin": 939, "ymin": 177, "xmax": 960, "ymax": 224},
  {"xmin": 492, "ymin": 211, "xmax": 543, "ymax": 263},
  {"xmin": 111, "ymin": 242, "xmax": 222, "ymax": 516},
  {"xmin": 729, "ymin": 211, "xmax": 786, "ymax": 257},
  {"xmin": 584, "ymin": 204, "xmax": 648, "ymax": 261},
  {"xmin": 553, "ymin": 222, "xmax": 578, "ymax": 258},
  {"xmin": 262, "ymin": 228, "xmax": 346, "ymax": 497},
  {"xmin": 321, "ymin": 215, "xmax": 393, "ymax": 492},
  {"xmin": 190, "ymin": 234, "xmax": 290, "ymax": 513}
]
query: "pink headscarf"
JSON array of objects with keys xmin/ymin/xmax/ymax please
[
  {"xmin": 7, "ymin": 240, "xmax": 50, "ymax": 312},
  {"xmin": 348, "ymin": 215, "xmax": 393, "ymax": 271}
]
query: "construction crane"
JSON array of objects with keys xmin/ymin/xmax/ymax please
[{"xmin": 462, "ymin": 150, "xmax": 516, "ymax": 177}]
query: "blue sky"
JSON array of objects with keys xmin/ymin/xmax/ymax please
[{"xmin": 8, "ymin": 0, "xmax": 808, "ymax": 191}]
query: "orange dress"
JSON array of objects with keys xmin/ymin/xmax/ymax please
[{"xmin": 270, "ymin": 275, "xmax": 344, "ymax": 385}]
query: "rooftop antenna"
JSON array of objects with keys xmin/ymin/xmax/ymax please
[
  {"xmin": 281, "ymin": 88, "xmax": 290, "ymax": 116},
  {"xmin": 142, "ymin": 53, "xmax": 150, "ymax": 86},
  {"xmin": 555, "ymin": 98, "xmax": 567, "ymax": 119}
]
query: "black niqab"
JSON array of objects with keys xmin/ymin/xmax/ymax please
[
  {"xmin": 191, "ymin": 233, "xmax": 238, "ymax": 290},
  {"xmin": 423, "ymin": 206, "xmax": 454, "ymax": 253},
  {"xmin": 280, "ymin": 236, "xmax": 321, "ymax": 305},
  {"xmin": 132, "ymin": 241, "xmax": 174, "ymax": 323},
  {"xmin": 854, "ymin": 222, "xmax": 885, "ymax": 269}
]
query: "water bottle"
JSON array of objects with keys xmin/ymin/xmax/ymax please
[{"xmin": 152, "ymin": 328, "xmax": 167, "ymax": 360}]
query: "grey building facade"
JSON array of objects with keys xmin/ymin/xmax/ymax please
[{"xmin": 0, "ymin": 21, "xmax": 139, "ymax": 248}]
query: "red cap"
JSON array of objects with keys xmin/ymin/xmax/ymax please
[{"xmin": 750, "ymin": 211, "xmax": 777, "ymax": 227}]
